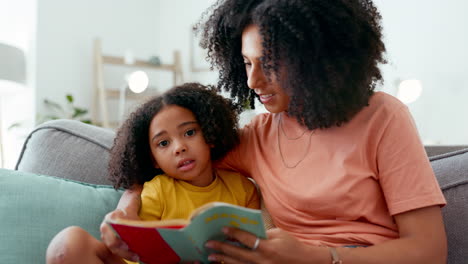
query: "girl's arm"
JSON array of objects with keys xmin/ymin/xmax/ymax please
[
  {"xmin": 114, "ymin": 184, "xmax": 143, "ymax": 219},
  {"xmin": 205, "ymin": 205, "xmax": 447, "ymax": 264},
  {"xmin": 99, "ymin": 184, "xmax": 143, "ymax": 261}
]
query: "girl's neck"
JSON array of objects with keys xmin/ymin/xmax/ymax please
[{"xmin": 183, "ymin": 167, "xmax": 216, "ymax": 187}]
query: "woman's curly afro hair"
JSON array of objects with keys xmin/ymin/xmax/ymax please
[
  {"xmin": 108, "ymin": 82, "xmax": 240, "ymax": 189},
  {"xmin": 196, "ymin": 0, "xmax": 386, "ymax": 129}
]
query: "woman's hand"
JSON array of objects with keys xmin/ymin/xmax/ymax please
[
  {"xmin": 100, "ymin": 185, "xmax": 143, "ymax": 262},
  {"xmin": 205, "ymin": 227, "xmax": 328, "ymax": 264}
]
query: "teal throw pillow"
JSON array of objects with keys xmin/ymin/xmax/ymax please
[{"xmin": 0, "ymin": 169, "xmax": 123, "ymax": 264}]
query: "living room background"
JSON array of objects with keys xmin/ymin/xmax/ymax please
[{"xmin": 0, "ymin": 0, "xmax": 467, "ymax": 168}]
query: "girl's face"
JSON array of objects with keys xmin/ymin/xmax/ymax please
[
  {"xmin": 148, "ymin": 105, "xmax": 214, "ymax": 187},
  {"xmin": 242, "ymin": 24, "xmax": 290, "ymax": 113}
]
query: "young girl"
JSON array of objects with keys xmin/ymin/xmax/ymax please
[{"xmin": 46, "ymin": 83, "xmax": 260, "ymax": 264}]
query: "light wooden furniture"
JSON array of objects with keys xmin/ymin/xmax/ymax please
[{"xmin": 92, "ymin": 38, "xmax": 183, "ymax": 128}]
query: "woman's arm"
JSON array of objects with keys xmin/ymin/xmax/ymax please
[
  {"xmin": 205, "ymin": 205, "xmax": 447, "ymax": 264},
  {"xmin": 99, "ymin": 184, "xmax": 143, "ymax": 261}
]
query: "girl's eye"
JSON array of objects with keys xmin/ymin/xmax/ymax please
[
  {"xmin": 157, "ymin": 140, "xmax": 169, "ymax": 148},
  {"xmin": 185, "ymin": 129, "xmax": 196, "ymax": 137}
]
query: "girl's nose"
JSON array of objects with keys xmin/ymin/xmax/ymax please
[{"xmin": 174, "ymin": 141, "xmax": 187, "ymax": 155}]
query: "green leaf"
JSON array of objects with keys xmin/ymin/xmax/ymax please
[
  {"xmin": 72, "ymin": 108, "xmax": 88, "ymax": 118},
  {"xmin": 66, "ymin": 94, "xmax": 74, "ymax": 103}
]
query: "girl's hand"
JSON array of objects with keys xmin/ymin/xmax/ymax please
[
  {"xmin": 205, "ymin": 227, "xmax": 327, "ymax": 264},
  {"xmin": 99, "ymin": 208, "xmax": 141, "ymax": 262}
]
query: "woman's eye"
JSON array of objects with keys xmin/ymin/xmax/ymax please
[
  {"xmin": 157, "ymin": 140, "xmax": 169, "ymax": 147},
  {"xmin": 185, "ymin": 129, "xmax": 196, "ymax": 137}
]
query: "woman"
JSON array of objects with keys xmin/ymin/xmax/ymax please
[{"xmin": 102, "ymin": 0, "xmax": 447, "ymax": 263}]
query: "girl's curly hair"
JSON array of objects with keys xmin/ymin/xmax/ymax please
[
  {"xmin": 195, "ymin": 0, "xmax": 386, "ymax": 129},
  {"xmin": 108, "ymin": 83, "xmax": 240, "ymax": 189}
]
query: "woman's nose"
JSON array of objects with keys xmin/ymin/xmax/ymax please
[{"xmin": 247, "ymin": 63, "xmax": 267, "ymax": 90}]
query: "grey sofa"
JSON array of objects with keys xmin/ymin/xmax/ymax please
[{"xmin": 5, "ymin": 119, "xmax": 468, "ymax": 263}]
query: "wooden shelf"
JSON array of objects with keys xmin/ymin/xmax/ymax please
[
  {"xmin": 91, "ymin": 38, "xmax": 183, "ymax": 128},
  {"xmin": 103, "ymin": 88, "xmax": 160, "ymax": 100},
  {"xmin": 102, "ymin": 55, "xmax": 177, "ymax": 71}
]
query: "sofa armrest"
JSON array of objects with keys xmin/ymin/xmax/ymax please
[
  {"xmin": 430, "ymin": 148, "xmax": 468, "ymax": 264},
  {"xmin": 15, "ymin": 119, "xmax": 115, "ymax": 185}
]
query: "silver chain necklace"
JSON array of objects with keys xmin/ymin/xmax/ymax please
[
  {"xmin": 277, "ymin": 114, "xmax": 314, "ymax": 169},
  {"xmin": 279, "ymin": 114, "xmax": 308, "ymax": 140}
]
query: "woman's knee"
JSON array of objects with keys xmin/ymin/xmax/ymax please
[{"xmin": 46, "ymin": 226, "xmax": 97, "ymax": 264}]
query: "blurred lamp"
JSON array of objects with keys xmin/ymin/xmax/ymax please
[
  {"xmin": 397, "ymin": 79, "xmax": 423, "ymax": 104},
  {"xmin": 118, "ymin": 70, "xmax": 149, "ymax": 123},
  {"xmin": 0, "ymin": 42, "xmax": 26, "ymax": 167},
  {"xmin": 128, "ymin": 70, "xmax": 149, "ymax": 93}
]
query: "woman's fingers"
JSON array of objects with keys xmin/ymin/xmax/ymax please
[
  {"xmin": 205, "ymin": 227, "xmax": 264, "ymax": 263},
  {"xmin": 222, "ymin": 227, "xmax": 264, "ymax": 250}
]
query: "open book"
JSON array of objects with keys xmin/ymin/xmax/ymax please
[{"xmin": 106, "ymin": 202, "xmax": 266, "ymax": 264}]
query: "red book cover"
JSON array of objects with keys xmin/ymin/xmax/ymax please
[{"xmin": 109, "ymin": 224, "xmax": 184, "ymax": 264}]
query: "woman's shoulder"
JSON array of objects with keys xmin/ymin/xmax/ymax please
[
  {"xmin": 369, "ymin": 91, "xmax": 406, "ymax": 112},
  {"xmin": 356, "ymin": 91, "xmax": 408, "ymax": 122}
]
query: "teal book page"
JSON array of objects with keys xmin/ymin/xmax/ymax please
[
  {"xmin": 182, "ymin": 203, "xmax": 266, "ymax": 262},
  {"xmin": 157, "ymin": 228, "xmax": 203, "ymax": 261}
]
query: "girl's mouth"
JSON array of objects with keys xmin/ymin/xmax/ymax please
[{"xmin": 178, "ymin": 159, "xmax": 195, "ymax": 171}]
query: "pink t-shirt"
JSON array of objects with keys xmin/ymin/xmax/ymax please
[{"xmin": 219, "ymin": 92, "xmax": 446, "ymax": 247}]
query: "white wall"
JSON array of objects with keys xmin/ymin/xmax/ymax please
[
  {"xmin": 374, "ymin": 0, "xmax": 468, "ymax": 144},
  {"xmin": 153, "ymin": 0, "xmax": 218, "ymax": 84},
  {"xmin": 0, "ymin": 0, "xmax": 36, "ymax": 168},
  {"xmin": 35, "ymin": 0, "xmax": 162, "ymax": 121}
]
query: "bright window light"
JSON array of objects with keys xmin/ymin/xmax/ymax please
[
  {"xmin": 127, "ymin": 71, "xmax": 149, "ymax": 93},
  {"xmin": 397, "ymin": 79, "xmax": 423, "ymax": 104}
]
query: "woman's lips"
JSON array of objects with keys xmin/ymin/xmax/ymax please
[{"xmin": 258, "ymin": 94, "xmax": 274, "ymax": 104}]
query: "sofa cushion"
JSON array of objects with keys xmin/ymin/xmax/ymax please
[
  {"xmin": 430, "ymin": 148, "xmax": 468, "ymax": 264},
  {"xmin": 15, "ymin": 119, "xmax": 115, "ymax": 185},
  {"xmin": 0, "ymin": 169, "xmax": 123, "ymax": 264}
]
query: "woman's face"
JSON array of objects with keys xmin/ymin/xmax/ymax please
[{"xmin": 241, "ymin": 24, "xmax": 290, "ymax": 113}]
